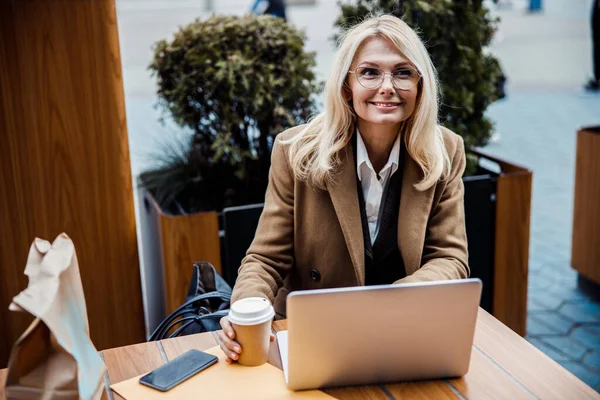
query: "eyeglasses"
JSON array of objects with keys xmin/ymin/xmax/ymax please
[{"xmin": 348, "ymin": 66, "xmax": 421, "ymax": 91}]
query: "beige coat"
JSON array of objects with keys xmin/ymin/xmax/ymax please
[{"xmin": 231, "ymin": 125, "xmax": 469, "ymax": 317}]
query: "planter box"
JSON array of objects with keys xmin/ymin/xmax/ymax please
[
  {"xmin": 571, "ymin": 126, "xmax": 600, "ymax": 285},
  {"xmin": 139, "ymin": 188, "xmax": 221, "ymax": 332},
  {"xmin": 468, "ymin": 149, "xmax": 532, "ymax": 337}
]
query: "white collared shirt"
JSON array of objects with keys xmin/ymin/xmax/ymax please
[{"xmin": 356, "ymin": 130, "xmax": 401, "ymax": 245}]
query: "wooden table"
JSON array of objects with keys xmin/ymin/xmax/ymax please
[{"xmin": 0, "ymin": 309, "xmax": 598, "ymax": 399}]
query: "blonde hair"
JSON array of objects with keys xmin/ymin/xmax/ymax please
[{"xmin": 283, "ymin": 14, "xmax": 450, "ymax": 191}]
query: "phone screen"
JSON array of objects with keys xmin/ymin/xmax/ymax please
[{"xmin": 139, "ymin": 349, "xmax": 218, "ymax": 391}]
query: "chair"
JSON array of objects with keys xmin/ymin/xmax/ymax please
[{"xmin": 222, "ymin": 203, "xmax": 264, "ymax": 286}]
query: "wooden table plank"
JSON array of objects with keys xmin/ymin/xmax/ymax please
[
  {"xmin": 386, "ymin": 381, "xmax": 458, "ymax": 399},
  {"xmin": 324, "ymin": 385, "xmax": 392, "ymax": 399},
  {"xmin": 159, "ymin": 331, "xmax": 218, "ymax": 360},
  {"xmin": 474, "ymin": 308, "xmax": 599, "ymax": 399},
  {"xmin": 101, "ymin": 341, "xmax": 165, "ymax": 384},
  {"xmin": 273, "ymin": 319, "xmax": 287, "ymax": 332},
  {"xmin": 450, "ymin": 347, "xmax": 533, "ymax": 399}
]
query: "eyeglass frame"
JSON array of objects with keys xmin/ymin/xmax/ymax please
[{"xmin": 347, "ymin": 66, "xmax": 422, "ymax": 91}]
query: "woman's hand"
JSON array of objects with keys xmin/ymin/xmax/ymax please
[{"xmin": 218, "ymin": 316, "xmax": 276, "ymax": 363}]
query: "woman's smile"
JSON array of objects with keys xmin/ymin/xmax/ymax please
[{"xmin": 369, "ymin": 101, "xmax": 403, "ymax": 111}]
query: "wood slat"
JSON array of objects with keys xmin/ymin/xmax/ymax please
[
  {"xmin": 160, "ymin": 332, "xmax": 218, "ymax": 361},
  {"xmin": 471, "ymin": 148, "xmax": 532, "ymax": 337},
  {"xmin": 0, "ymin": 0, "xmax": 144, "ymax": 367},
  {"xmin": 385, "ymin": 381, "xmax": 458, "ymax": 399},
  {"xmin": 450, "ymin": 347, "xmax": 533, "ymax": 399},
  {"xmin": 273, "ymin": 320, "xmax": 288, "ymax": 332},
  {"xmin": 102, "ymin": 342, "xmax": 164, "ymax": 384},
  {"xmin": 493, "ymin": 169, "xmax": 532, "ymax": 337},
  {"xmin": 324, "ymin": 386, "xmax": 392, "ymax": 399},
  {"xmin": 474, "ymin": 308, "xmax": 599, "ymax": 399},
  {"xmin": 572, "ymin": 127, "xmax": 600, "ymax": 284},
  {"xmin": 157, "ymin": 200, "xmax": 222, "ymax": 315}
]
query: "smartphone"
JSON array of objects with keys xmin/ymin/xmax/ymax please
[{"xmin": 139, "ymin": 349, "xmax": 218, "ymax": 392}]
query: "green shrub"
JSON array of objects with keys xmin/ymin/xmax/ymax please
[
  {"xmin": 335, "ymin": 0, "xmax": 504, "ymax": 162},
  {"xmin": 144, "ymin": 14, "xmax": 320, "ymax": 213}
]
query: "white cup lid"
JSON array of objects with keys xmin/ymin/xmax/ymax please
[{"xmin": 228, "ymin": 297, "xmax": 274, "ymax": 326}]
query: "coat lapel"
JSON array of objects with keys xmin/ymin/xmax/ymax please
[
  {"xmin": 398, "ymin": 149, "xmax": 435, "ymax": 276},
  {"xmin": 328, "ymin": 145, "xmax": 365, "ymax": 285}
]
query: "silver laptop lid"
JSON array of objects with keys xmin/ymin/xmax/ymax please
[{"xmin": 285, "ymin": 278, "xmax": 482, "ymax": 390}]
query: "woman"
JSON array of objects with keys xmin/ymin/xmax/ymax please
[
  {"xmin": 251, "ymin": 0, "xmax": 287, "ymax": 21},
  {"xmin": 218, "ymin": 14, "xmax": 469, "ymax": 362}
]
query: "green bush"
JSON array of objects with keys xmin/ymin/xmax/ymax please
[
  {"xmin": 144, "ymin": 14, "xmax": 320, "ymax": 214},
  {"xmin": 335, "ymin": 0, "xmax": 503, "ymax": 160}
]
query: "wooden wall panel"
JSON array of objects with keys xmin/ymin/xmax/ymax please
[
  {"xmin": 572, "ymin": 127, "xmax": 600, "ymax": 285},
  {"xmin": 0, "ymin": 0, "xmax": 145, "ymax": 367}
]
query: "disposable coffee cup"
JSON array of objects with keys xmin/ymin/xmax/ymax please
[{"xmin": 228, "ymin": 297, "xmax": 275, "ymax": 366}]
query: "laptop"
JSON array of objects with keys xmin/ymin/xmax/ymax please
[{"xmin": 277, "ymin": 278, "xmax": 482, "ymax": 390}]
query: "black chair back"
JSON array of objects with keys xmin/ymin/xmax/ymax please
[{"xmin": 222, "ymin": 203, "xmax": 264, "ymax": 286}]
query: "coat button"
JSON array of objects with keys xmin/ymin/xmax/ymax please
[{"xmin": 310, "ymin": 269, "xmax": 321, "ymax": 282}]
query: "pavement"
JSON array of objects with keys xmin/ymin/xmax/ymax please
[
  {"xmin": 116, "ymin": 0, "xmax": 600, "ymax": 390},
  {"xmin": 486, "ymin": 91, "xmax": 600, "ymax": 390},
  {"xmin": 486, "ymin": 0, "xmax": 600, "ymax": 391}
]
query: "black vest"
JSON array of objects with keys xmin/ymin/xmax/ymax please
[{"xmin": 353, "ymin": 135, "xmax": 407, "ymax": 285}]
